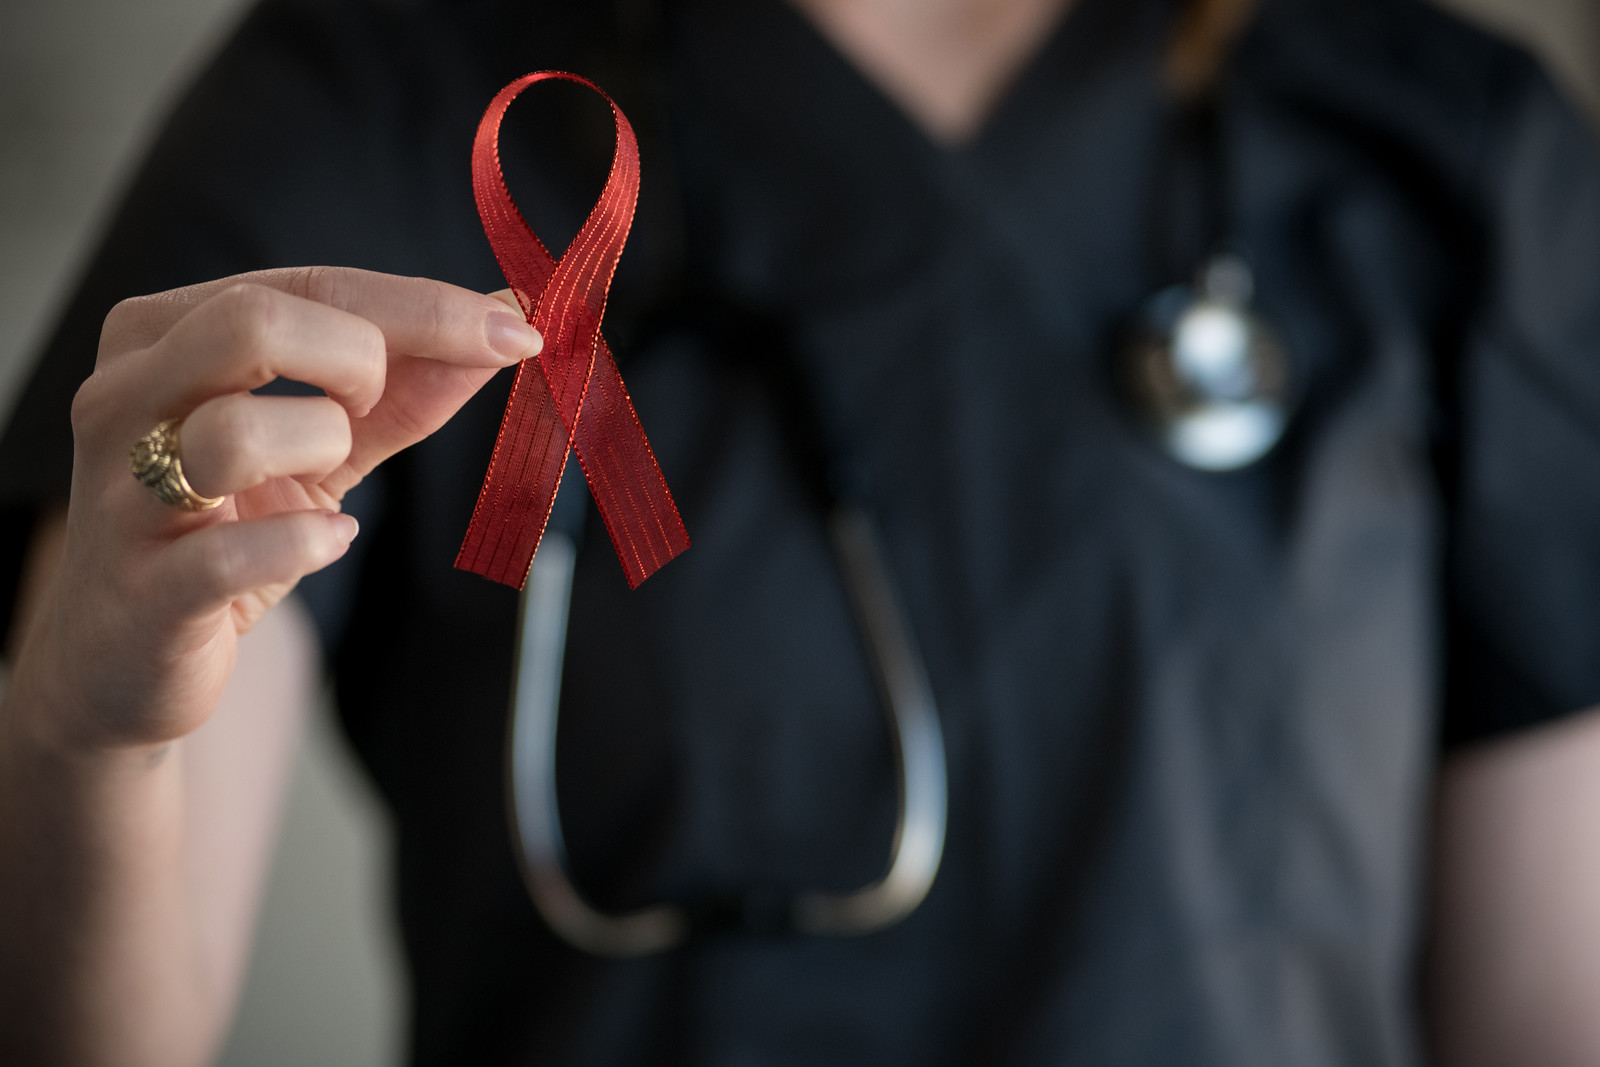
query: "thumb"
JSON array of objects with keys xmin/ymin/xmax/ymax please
[{"xmin": 488, "ymin": 288, "xmax": 531, "ymax": 319}]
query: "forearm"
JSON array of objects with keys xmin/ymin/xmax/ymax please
[
  {"xmin": 1425, "ymin": 707, "xmax": 1600, "ymax": 1066},
  {"xmin": 0, "ymin": 676, "xmax": 214, "ymax": 1067},
  {"xmin": 0, "ymin": 580, "xmax": 314, "ymax": 1067}
]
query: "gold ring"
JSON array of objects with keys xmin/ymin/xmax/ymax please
[{"xmin": 129, "ymin": 418, "xmax": 224, "ymax": 511}]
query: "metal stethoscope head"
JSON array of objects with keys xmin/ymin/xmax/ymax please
[{"xmin": 1119, "ymin": 252, "xmax": 1290, "ymax": 471}]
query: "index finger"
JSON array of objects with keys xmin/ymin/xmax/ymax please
[{"xmin": 101, "ymin": 266, "xmax": 541, "ymax": 367}]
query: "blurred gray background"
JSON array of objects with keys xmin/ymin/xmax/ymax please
[{"xmin": 0, "ymin": 1, "xmax": 1596, "ymax": 1063}]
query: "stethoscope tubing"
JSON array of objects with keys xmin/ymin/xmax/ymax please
[
  {"xmin": 503, "ymin": 78, "xmax": 1287, "ymax": 957},
  {"xmin": 507, "ymin": 507, "xmax": 949, "ymax": 957}
]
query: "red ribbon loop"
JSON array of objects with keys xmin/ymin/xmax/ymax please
[{"xmin": 457, "ymin": 72, "xmax": 689, "ymax": 590}]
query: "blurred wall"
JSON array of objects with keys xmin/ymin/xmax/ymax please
[
  {"xmin": 0, "ymin": 1, "xmax": 1595, "ymax": 1065},
  {"xmin": 1448, "ymin": 0, "xmax": 1600, "ymax": 113},
  {"xmin": 1, "ymin": 0, "xmax": 248, "ymax": 403}
]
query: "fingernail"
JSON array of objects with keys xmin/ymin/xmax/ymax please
[
  {"xmin": 487, "ymin": 311, "xmax": 542, "ymax": 362},
  {"xmin": 332, "ymin": 512, "xmax": 360, "ymax": 544}
]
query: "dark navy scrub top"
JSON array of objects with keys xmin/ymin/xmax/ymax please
[{"xmin": 6, "ymin": 0, "xmax": 1600, "ymax": 1063}]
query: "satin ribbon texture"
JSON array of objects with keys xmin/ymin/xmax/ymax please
[{"xmin": 457, "ymin": 72, "xmax": 689, "ymax": 589}]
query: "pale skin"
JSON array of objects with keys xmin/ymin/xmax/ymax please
[
  {"xmin": 1427, "ymin": 714, "xmax": 1600, "ymax": 1064},
  {"xmin": 0, "ymin": 269, "xmax": 543, "ymax": 1066},
  {"xmin": 790, "ymin": 0, "xmax": 1074, "ymax": 143},
  {"xmin": 0, "ymin": 2, "xmax": 1596, "ymax": 1064}
]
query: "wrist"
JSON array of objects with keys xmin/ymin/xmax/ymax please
[{"xmin": 1, "ymin": 638, "xmax": 172, "ymax": 775}]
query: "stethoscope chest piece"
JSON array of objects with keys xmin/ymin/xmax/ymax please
[{"xmin": 1119, "ymin": 254, "xmax": 1290, "ymax": 471}]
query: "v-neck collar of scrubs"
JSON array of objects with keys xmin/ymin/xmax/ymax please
[
  {"xmin": 667, "ymin": 0, "xmax": 1174, "ymax": 327},
  {"xmin": 767, "ymin": 0, "xmax": 1171, "ymax": 162}
]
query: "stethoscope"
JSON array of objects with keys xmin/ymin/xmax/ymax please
[
  {"xmin": 507, "ymin": 321, "xmax": 950, "ymax": 957},
  {"xmin": 1118, "ymin": 92, "xmax": 1291, "ymax": 472},
  {"xmin": 504, "ymin": 87, "xmax": 1291, "ymax": 959}
]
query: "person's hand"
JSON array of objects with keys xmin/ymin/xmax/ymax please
[{"xmin": 11, "ymin": 267, "xmax": 540, "ymax": 753}]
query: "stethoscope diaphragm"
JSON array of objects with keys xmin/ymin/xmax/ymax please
[{"xmin": 1118, "ymin": 253, "xmax": 1290, "ymax": 471}]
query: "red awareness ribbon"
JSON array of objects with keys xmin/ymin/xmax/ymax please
[{"xmin": 456, "ymin": 72, "xmax": 689, "ymax": 590}]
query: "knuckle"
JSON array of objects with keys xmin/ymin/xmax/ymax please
[
  {"xmin": 289, "ymin": 518, "xmax": 327, "ymax": 562},
  {"xmin": 211, "ymin": 284, "xmax": 288, "ymax": 381},
  {"xmin": 202, "ymin": 396, "xmax": 262, "ymax": 482},
  {"xmin": 338, "ymin": 322, "xmax": 388, "ymax": 410},
  {"xmin": 333, "ymin": 408, "xmax": 355, "ymax": 452},
  {"xmin": 381, "ymin": 394, "xmax": 434, "ymax": 442},
  {"xmin": 274, "ymin": 517, "xmax": 330, "ymax": 577},
  {"xmin": 316, "ymin": 399, "xmax": 355, "ymax": 455},
  {"xmin": 68, "ymin": 373, "xmax": 106, "ymax": 439},
  {"xmin": 99, "ymin": 296, "xmax": 151, "ymax": 352},
  {"xmin": 67, "ymin": 365, "xmax": 135, "ymax": 451},
  {"xmin": 421, "ymin": 282, "xmax": 450, "ymax": 342},
  {"xmin": 193, "ymin": 533, "xmax": 242, "ymax": 595},
  {"xmin": 285, "ymin": 265, "xmax": 345, "ymax": 310},
  {"xmin": 359, "ymin": 320, "xmax": 388, "ymax": 373},
  {"xmin": 215, "ymin": 283, "xmax": 283, "ymax": 350}
]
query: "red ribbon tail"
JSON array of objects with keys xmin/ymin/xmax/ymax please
[
  {"xmin": 572, "ymin": 341, "xmax": 691, "ymax": 588},
  {"xmin": 455, "ymin": 357, "xmax": 573, "ymax": 588}
]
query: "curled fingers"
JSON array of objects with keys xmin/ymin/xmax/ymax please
[
  {"xmin": 148, "ymin": 283, "xmax": 389, "ymax": 419},
  {"xmin": 152, "ymin": 509, "xmax": 359, "ymax": 621},
  {"xmin": 177, "ymin": 394, "xmax": 352, "ymax": 500},
  {"xmin": 76, "ymin": 283, "xmax": 386, "ymax": 462}
]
